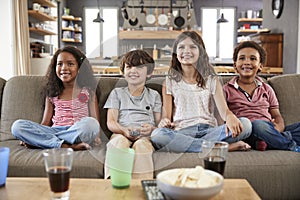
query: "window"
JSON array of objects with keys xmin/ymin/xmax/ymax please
[
  {"xmin": 201, "ymin": 7, "xmax": 236, "ymax": 59},
  {"xmin": 84, "ymin": 7, "xmax": 118, "ymax": 58}
]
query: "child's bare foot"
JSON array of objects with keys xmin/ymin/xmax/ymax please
[
  {"xmin": 93, "ymin": 136, "xmax": 102, "ymax": 147},
  {"xmin": 229, "ymin": 141, "xmax": 251, "ymax": 151},
  {"xmin": 19, "ymin": 141, "xmax": 40, "ymax": 149},
  {"xmin": 61, "ymin": 142, "xmax": 91, "ymax": 151}
]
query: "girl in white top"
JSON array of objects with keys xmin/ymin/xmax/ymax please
[{"xmin": 151, "ymin": 31, "xmax": 251, "ymax": 152}]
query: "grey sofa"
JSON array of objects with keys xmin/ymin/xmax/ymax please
[{"xmin": 0, "ymin": 75, "xmax": 299, "ymax": 200}]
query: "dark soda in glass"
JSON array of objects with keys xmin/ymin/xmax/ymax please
[
  {"xmin": 204, "ymin": 156, "xmax": 226, "ymax": 175},
  {"xmin": 47, "ymin": 166, "xmax": 71, "ymax": 193}
]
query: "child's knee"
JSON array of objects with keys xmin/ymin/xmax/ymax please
[
  {"xmin": 252, "ymin": 120, "xmax": 269, "ymax": 131},
  {"xmin": 133, "ymin": 138, "xmax": 154, "ymax": 152},
  {"xmin": 108, "ymin": 134, "xmax": 131, "ymax": 148},
  {"xmin": 11, "ymin": 119, "xmax": 26, "ymax": 137},
  {"xmin": 85, "ymin": 117, "xmax": 100, "ymax": 133},
  {"xmin": 240, "ymin": 117, "xmax": 252, "ymax": 136}
]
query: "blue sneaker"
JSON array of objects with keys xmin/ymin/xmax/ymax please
[{"xmin": 293, "ymin": 146, "xmax": 300, "ymax": 153}]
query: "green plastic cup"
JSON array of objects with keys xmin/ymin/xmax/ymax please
[{"xmin": 107, "ymin": 148, "xmax": 135, "ymax": 189}]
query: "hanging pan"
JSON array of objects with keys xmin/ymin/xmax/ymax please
[
  {"xmin": 174, "ymin": 9, "xmax": 185, "ymax": 28},
  {"xmin": 158, "ymin": 8, "xmax": 168, "ymax": 26},
  {"xmin": 146, "ymin": 7, "xmax": 156, "ymax": 24},
  {"xmin": 121, "ymin": 1, "xmax": 129, "ymax": 20},
  {"xmin": 129, "ymin": 4, "xmax": 138, "ymax": 26}
]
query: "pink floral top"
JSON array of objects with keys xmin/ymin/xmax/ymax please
[{"xmin": 49, "ymin": 88, "xmax": 90, "ymax": 126}]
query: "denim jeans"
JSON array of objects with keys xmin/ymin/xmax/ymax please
[
  {"xmin": 11, "ymin": 117, "xmax": 100, "ymax": 148},
  {"xmin": 150, "ymin": 117, "xmax": 251, "ymax": 152},
  {"xmin": 252, "ymin": 120, "xmax": 300, "ymax": 151}
]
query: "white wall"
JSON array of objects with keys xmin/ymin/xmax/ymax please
[{"xmin": 0, "ymin": 0, "xmax": 14, "ymax": 80}]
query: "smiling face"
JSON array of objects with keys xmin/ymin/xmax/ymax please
[
  {"xmin": 56, "ymin": 52, "xmax": 79, "ymax": 86},
  {"xmin": 234, "ymin": 47, "xmax": 263, "ymax": 78},
  {"xmin": 176, "ymin": 37, "xmax": 199, "ymax": 66},
  {"xmin": 123, "ymin": 63, "xmax": 150, "ymax": 87}
]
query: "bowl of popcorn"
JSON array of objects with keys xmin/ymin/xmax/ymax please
[{"xmin": 156, "ymin": 166, "xmax": 224, "ymax": 200}]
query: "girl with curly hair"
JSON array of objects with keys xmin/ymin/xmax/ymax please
[{"xmin": 12, "ymin": 46, "xmax": 100, "ymax": 150}]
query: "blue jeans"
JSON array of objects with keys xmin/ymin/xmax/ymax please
[
  {"xmin": 11, "ymin": 117, "xmax": 100, "ymax": 149},
  {"xmin": 252, "ymin": 120, "xmax": 300, "ymax": 151},
  {"xmin": 150, "ymin": 117, "xmax": 251, "ymax": 152}
]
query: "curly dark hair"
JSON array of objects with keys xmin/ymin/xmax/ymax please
[
  {"xmin": 119, "ymin": 49, "xmax": 155, "ymax": 75},
  {"xmin": 44, "ymin": 46, "xmax": 97, "ymax": 97},
  {"xmin": 169, "ymin": 31, "xmax": 216, "ymax": 88},
  {"xmin": 233, "ymin": 41, "xmax": 266, "ymax": 65}
]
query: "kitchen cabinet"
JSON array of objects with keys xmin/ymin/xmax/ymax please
[
  {"xmin": 250, "ymin": 33, "xmax": 283, "ymax": 73},
  {"xmin": 61, "ymin": 15, "xmax": 82, "ymax": 43},
  {"xmin": 237, "ymin": 18, "xmax": 269, "ymax": 43}
]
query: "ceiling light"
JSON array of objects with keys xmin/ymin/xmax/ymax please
[
  {"xmin": 93, "ymin": 0, "xmax": 104, "ymax": 23},
  {"xmin": 217, "ymin": 0, "xmax": 228, "ymax": 23},
  {"xmin": 217, "ymin": 13, "xmax": 228, "ymax": 23}
]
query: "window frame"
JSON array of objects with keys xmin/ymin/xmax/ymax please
[
  {"xmin": 200, "ymin": 7, "xmax": 237, "ymax": 60},
  {"xmin": 84, "ymin": 6, "xmax": 119, "ymax": 59}
]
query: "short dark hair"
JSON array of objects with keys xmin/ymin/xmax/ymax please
[
  {"xmin": 233, "ymin": 41, "xmax": 266, "ymax": 65},
  {"xmin": 119, "ymin": 50, "xmax": 155, "ymax": 75}
]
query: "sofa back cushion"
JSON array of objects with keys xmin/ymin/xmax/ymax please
[
  {"xmin": 0, "ymin": 76, "xmax": 46, "ymax": 141},
  {"xmin": 268, "ymin": 74, "xmax": 300, "ymax": 125}
]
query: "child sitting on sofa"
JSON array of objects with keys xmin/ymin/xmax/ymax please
[
  {"xmin": 11, "ymin": 46, "xmax": 101, "ymax": 151},
  {"xmin": 223, "ymin": 41, "xmax": 300, "ymax": 152},
  {"xmin": 150, "ymin": 31, "xmax": 252, "ymax": 152},
  {"xmin": 104, "ymin": 50, "xmax": 162, "ymax": 179}
]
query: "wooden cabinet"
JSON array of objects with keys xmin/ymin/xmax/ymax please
[
  {"xmin": 250, "ymin": 33, "xmax": 283, "ymax": 72},
  {"xmin": 61, "ymin": 15, "xmax": 82, "ymax": 43}
]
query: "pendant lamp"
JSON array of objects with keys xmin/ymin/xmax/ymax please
[
  {"xmin": 217, "ymin": 0, "xmax": 228, "ymax": 23},
  {"xmin": 93, "ymin": 0, "xmax": 104, "ymax": 23}
]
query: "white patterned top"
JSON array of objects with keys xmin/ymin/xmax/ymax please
[{"xmin": 166, "ymin": 75, "xmax": 218, "ymax": 130}]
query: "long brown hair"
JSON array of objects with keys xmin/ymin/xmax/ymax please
[
  {"xmin": 169, "ymin": 31, "xmax": 215, "ymax": 87},
  {"xmin": 44, "ymin": 46, "xmax": 97, "ymax": 97}
]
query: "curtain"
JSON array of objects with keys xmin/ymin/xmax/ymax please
[{"xmin": 13, "ymin": 0, "xmax": 30, "ymax": 75}]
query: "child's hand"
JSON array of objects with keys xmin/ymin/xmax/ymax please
[
  {"xmin": 158, "ymin": 118, "xmax": 175, "ymax": 129},
  {"xmin": 271, "ymin": 119, "xmax": 284, "ymax": 132},
  {"xmin": 226, "ymin": 113, "xmax": 242, "ymax": 137},
  {"xmin": 125, "ymin": 127, "xmax": 141, "ymax": 141},
  {"xmin": 140, "ymin": 124, "xmax": 154, "ymax": 136}
]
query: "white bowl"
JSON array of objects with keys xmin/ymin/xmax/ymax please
[
  {"xmin": 39, "ymin": 53, "xmax": 50, "ymax": 58},
  {"xmin": 157, "ymin": 168, "xmax": 224, "ymax": 200}
]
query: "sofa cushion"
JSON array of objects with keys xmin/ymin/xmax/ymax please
[
  {"xmin": 268, "ymin": 74, "xmax": 300, "ymax": 125},
  {"xmin": 1, "ymin": 140, "xmax": 106, "ymax": 178},
  {"xmin": 0, "ymin": 76, "xmax": 46, "ymax": 141}
]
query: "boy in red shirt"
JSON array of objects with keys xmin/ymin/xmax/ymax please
[{"xmin": 223, "ymin": 41, "xmax": 300, "ymax": 152}]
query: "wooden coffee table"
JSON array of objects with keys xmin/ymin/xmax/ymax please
[{"xmin": 0, "ymin": 178, "xmax": 260, "ymax": 200}]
